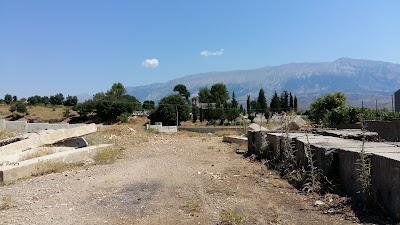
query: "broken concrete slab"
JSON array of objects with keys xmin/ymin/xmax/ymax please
[
  {"xmin": 315, "ymin": 129, "xmax": 379, "ymax": 141},
  {"xmin": 1, "ymin": 146, "xmax": 77, "ymax": 165},
  {"xmin": 0, "ymin": 136, "xmax": 26, "ymax": 147},
  {"xmin": 0, "ymin": 144, "xmax": 112, "ymax": 185},
  {"xmin": 222, "ymin": 135, "xmax": 247, "ymax": 144},
  {"xmin": 0, "ymin": 124, "xmax": 97, "ymax": 158}
]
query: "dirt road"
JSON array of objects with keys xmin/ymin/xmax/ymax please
[{"xmin": 0, "ymin": 133, "xmax": 359, "ymax": 224}]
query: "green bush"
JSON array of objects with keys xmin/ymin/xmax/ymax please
[{"xmin": 116, "ymin": 113, "xmax": 129, "ymax": 123}]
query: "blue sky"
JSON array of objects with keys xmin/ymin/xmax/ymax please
[{"xmin": 1, "ymin": 0, "xmax": 399, "ymax": 98}]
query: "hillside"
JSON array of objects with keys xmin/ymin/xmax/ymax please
[{"xmin": 126, "ymin": 58, "xmax": 400, "ymax": 109}]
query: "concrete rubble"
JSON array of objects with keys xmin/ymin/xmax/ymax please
[
  {"xmin": 247, "ymin": 129, "xmax": 400, "ymax": 221},
  {"xmin": 0, "ymin": 124, "xmax": 111, "ymax": 184}
]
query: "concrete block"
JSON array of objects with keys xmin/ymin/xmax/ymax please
[
  {"xmin": 338, "ymin": 149, "xmax": 364, "ymax": 196},
  {"xmin": 0, "ymin": 144, "xmax": 112, "ymax": 184},
  {"xmin": 48, "ymin": 123, "xmax": 70, "ymax": 130},
  {"xmin": 26, "ymin": 123, "xmax": 49, "ymax": 133},
  {"xmin": 267, "ymin": 133, "xmax": 281, "ymax": 160},
  {"xmin": 0, "ymin": 124, "xmax": 97, "ymax": 158},
  {"xmin": 247, "ymin": 130, "xmax": 268, "ymax": 157},
  {"xmin": 222, "ymin": 136, "xmax": 247, "ymax": 144},
  {"xmin": 371, "ymin": 152, "xmax": 400, "ymax": 220},
  {"xmin": 0, "ymin": 119, "xmax": 5, "ymax": 130},
  {"xmin": 5, "ymin": 121, "xmax": 27, "ymax": 133}
]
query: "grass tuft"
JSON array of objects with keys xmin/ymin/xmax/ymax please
[
  {"xmin": 33, "ymin": 161, "xmax": 71, "ymax": 176},
  {"xmin": 219, "ymin": 209, "xmax": 243, "ymax": 225},
  {"xmin": 93, "ymin": 147, "xmax": 122, "ymax": 165},
  {"xmin": 20, "ymin": 147, "xmax": 55, "ymax": 161},
  {"xmin": 0, "ymin": 196, "xmax": 12, "ymax": 210}
]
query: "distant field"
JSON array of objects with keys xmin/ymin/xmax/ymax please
[{"xmin": 0, "ymin": 103, "xmax": 78, "ymax": 123}]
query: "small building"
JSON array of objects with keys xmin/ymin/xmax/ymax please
[{"xmin": 191, "ymin": 96, "xmax": 216, "ymax": 109}]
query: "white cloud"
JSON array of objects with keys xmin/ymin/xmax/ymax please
[
  {"xmin": 200, "ymin": 49, "xmax": 224, "ymax": 57},
  {"xmin": 141, "ymin": 58, "xmax": 159, "ymax": 68}
]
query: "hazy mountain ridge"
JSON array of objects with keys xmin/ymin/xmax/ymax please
[{"xmin": 126, "ymin": 58, "xmax": 400, "ymax": 109}]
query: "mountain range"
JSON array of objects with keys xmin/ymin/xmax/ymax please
[{"xmin": 126, "ymin": 58, "xmax": 400, "ymax": 110}]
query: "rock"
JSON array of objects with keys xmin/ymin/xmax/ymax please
[
  {"xmin": 314, "ymin": 200, "xmax": 325, "ymax": 206},
  {"xmin": 288, "ymin": 116, "xmax": 306, "ymax": 130},
  {"xmin": 248, "ymin": 123, "xmax": 269, "ymax": 131}
]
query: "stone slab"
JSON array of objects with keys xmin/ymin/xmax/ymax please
[
  {"xmin": 0, "ymin": 144, "xmax": 112, "ymax": 184},
  {"xmin": 1, "ymin": 146, "xmax": 76, "ymax": 164},
  {"xmin": 0, "ymin": 124, "xmax": 97, "ymax": 158}
]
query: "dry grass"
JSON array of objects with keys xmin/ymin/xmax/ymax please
[
  {"xmin": 0, "ymin": 130, "xmax": 19, "ymax": 140},
  {"xmin": 93, "ymin": 147, "xmax": 122, "ymax": 165},
  {"xmin": 214, "ymin": 130, "xmax": 242, "ymax": 137},
  {"xmin": 32, "ymin": 161, "xmax": 73, "ymax": 176},
  {"xmin": 184, "ymin": 194, "xmax": 203, "ymax": 213},
  {"xmin": 175, "ymin": 130, "xmax": 207, "ymax": 138},
  {"xmin": 0, "ymin": 104, "xmax": 78, "ymax": 122},
  {"xmin": 219, "ymin": 209, "xmax": 244, "ymax": 225},
  {"xmin": 85, "ymin": 124, "xmax": 151, "ymax": 148},
  {"xmin": 20, "ymin": 147, "xmax": 55, "ymax": 161},
  {"xmin": 0, "ymin": 196, "xmax": 13, "ymax": 210}
]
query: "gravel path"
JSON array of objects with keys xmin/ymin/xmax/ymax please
[{"xmin": 1, "ymin": 134, "xmax": 358, "ymax": 224}]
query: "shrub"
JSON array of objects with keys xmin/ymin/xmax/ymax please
[{"xmin": 116, "ymin": 113, "xmax": 129, "ymax": 123}]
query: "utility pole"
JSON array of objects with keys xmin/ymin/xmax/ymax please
[
  {"xmin": 392, "ymin": 95, "xmax": 394, "ymax": 112},
  {"xmin": 176, "ymin": 105, "xmax": 179, "ymax": 127}
]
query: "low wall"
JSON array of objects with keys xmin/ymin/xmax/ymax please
[
  {"xmin": 179, "ymin": 127, "xmax": 245, "ymax": 134},
  {"xmin": 148, "ymin": 125, "xmax": 177, "ymax": 133},
  {"xmin": 249, "ymin": 131, "xmax": 400, "ymax": 221},
  {"xmin": 0, "ymin": 119, "xmax": 104, "ymax": 134}
]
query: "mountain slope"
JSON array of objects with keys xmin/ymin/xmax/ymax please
[{"xmin": 126, "ymin": 58, "xmax": 400, "ymax": 109}]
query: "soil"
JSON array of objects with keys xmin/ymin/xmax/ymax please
[{"xmin": 0, "ymin": 132, "xmax": 391, "ymax": 224}]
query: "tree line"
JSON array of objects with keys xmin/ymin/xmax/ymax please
[
  {"xmin": 308, "ymin": 92, "xmax": 400, "ymax": 125},
  {"xmin": 148, "ymin": 83, "xmax": 299, "ymax": 126},
  {"xmin": 1, "ymin": 82, "xmax": 301, "ymax": 124},
  {"xmin": 0, "ymin": 93, "xmax": 79, "ymax": 116}
]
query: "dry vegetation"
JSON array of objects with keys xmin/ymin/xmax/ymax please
[
  {"xmin": 0, "ymin": 104, "xmax": 78, "ymax": 123},
  {"xmin": 19, "ymin": 147, "xmax": 56, "ymax": 161},
  {"xmin": 0, "ymin": 129, "xmax": 19, "ymax": 140}
]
